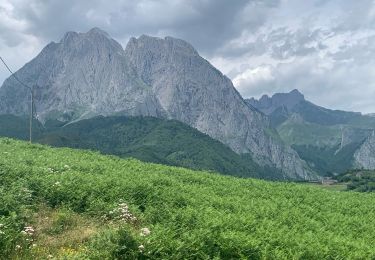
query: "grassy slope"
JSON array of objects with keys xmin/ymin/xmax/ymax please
[
  {"xmin": 0, "ymin": 115, "xmax": 280, "ymax": 180},
  {"xmin": 1, "ymin": 138, "xmax": 375, "ymax": 259},
  {"xmin": 277, "ymin": 119, "xmax": 341, "ymax": 147}
]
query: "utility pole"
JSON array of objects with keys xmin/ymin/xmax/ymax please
[
  {"xmin": 0, "ymin": 56, "xmax": 35, "ymax": 143},
  {"xmin": 29, "ymin": 86, "xmax": 34, "ymax": 143}
]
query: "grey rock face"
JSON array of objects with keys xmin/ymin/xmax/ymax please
[
  {"xmin": 124, "ymin": 35, "xmax": 315, "ymax": 180},
  {"xmin": 0, "ymin": 29, "xmax": 317, "ymax": 180},
  {"xmin": 354, "ymin": 131, "xmax": 375, "ymax": 169},
  {"xmin": 0, "ymin": 28, "xmax": 165, "ymax": 121}
]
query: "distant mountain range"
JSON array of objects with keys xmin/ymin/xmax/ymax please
[
  {"xmin": 0, "ymin": 28, "xmax": 315, "ymax": 180},
  {"xmin": 247, "ymin": 90, "xmax": 375, "ymax": 175}
]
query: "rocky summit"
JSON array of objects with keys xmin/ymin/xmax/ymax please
[{"xmin": 0, "ymin": 28, "xmax": 317, "ymax": 180}]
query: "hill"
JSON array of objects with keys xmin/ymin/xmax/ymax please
[
  {"xmin": 0, "ymin": 138, "xmax": 374, "ymax": 259},
  {"xmin": 0, "ymin": 115, "xmax": 280, "ymax": 179}
]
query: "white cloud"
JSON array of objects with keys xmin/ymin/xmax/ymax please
[{"xmin": 233, "ymin": 66, "xmax": 275, "ymax": 94}]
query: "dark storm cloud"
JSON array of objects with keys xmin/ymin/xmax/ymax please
[{"xmin": 2, "ymin": 0, "xmax": 280, "ymax": 53}]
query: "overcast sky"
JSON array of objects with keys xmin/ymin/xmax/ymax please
[{"xmin": 1, "ymin": 0, "xmax": 375, "ymax": 113}]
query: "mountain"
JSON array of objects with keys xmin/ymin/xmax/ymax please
[
  {"xmin": 247, "ymin": 90, "xmax": 375, "ymax": 174},
  {"xmin": 0, "ymin": 114, "xmax": 281, "ymax": 179},
  {"xmin": 247, "ymin": 89, "xmax": 362, "ymax": 127},
  {"xmin": 0, "ymin": 28, "xmax": 316, "ymax": 180},
  {"xmin": 247, "ymin": 89, "xmax": 305, "ymax": 116}
]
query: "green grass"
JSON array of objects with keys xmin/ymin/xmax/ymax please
[{"xmin": 1, "ymin": 138, "xmax": 375, "ymax": 259}]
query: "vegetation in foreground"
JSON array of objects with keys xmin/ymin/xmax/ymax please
[{"xmin": 1, "ymin": 138, "xmax": 375, "ymax": 259}]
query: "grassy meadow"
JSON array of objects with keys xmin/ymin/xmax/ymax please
[{"xmin": 1, "ymin": 138, "xmax": 375, "ymax": 259}]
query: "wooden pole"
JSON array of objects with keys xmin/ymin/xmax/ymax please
[{"xmin": 29, "ymin": 86, "xmax": 34, "ymax": 143}]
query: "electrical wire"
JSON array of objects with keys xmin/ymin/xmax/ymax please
[
  {"xmin": 0, "ymin": 56, "xmax": 38, "ymax": 118},
  {"xmin": 0, "ymin": 56, "xmax": 31, "ymax": 90}
]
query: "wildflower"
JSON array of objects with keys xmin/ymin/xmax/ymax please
[
  {"xmin": 0, "ymin": 231, "xmax": 4, "ymax": 235},
  {"xmin": 24, "ymin": 226, "xmax": 35, "ymax": 233},
  {"xmin": 110, "ymin": 202, "xmax": 137, "ymax": 223},
  {"xmin": 140, "ymin": 227, "xmax": 151, "ymax": 236},
  {"xmin": 138, "ymin": 244, "xmax": 145, "ymax": 252},
  {"xmin": 15, "ymin": 245, "xmax": 21, "ymax": 250},
  {"xmin": 47, "ymin": 255, "xmax": 53, "ymax": 258},
  {"xmin": 32, "ymin": 244, "xmax": 37, "ymax": 247},
  {"xmin": 23, "ymin": 226, "xmax": 35, "ymax": 236},
  {"xmin": 53, "ymin": 181, "xmax": 61, "ymax": 187},
  {"xmin": 64, "ymin": 165, "xmax": 70, "ymax": 169}
]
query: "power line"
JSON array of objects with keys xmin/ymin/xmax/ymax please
[
  {"xmin": 0, "ymin": 56, "xmax": 35, "ymax": 143},
  {"xmin": 0, "ymin": 56, "xmax": 31, "ymax": 91}
]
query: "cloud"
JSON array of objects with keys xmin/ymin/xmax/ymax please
[
  {"xmin": 1, "ymin": 0, "xmax": 375, "ymax": 113},
  {"xmin": 211, "ymin": 0, "xmax": 375, "ymax": 113}
]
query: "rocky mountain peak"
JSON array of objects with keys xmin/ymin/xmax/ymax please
[
  {"xmin": 87, "ymin": 27, "xmax": 110, "ymax": 37},
  {"xmin": 126, "ymin": 35, "xmax": 199, "ymax": 60},
  {"xmin": 60, "ymin": 28, "xmax": 123, "ymax": 54},
  {"xmin": 247, "ymin": 89, "xmax": 305, "ymax": 115}
]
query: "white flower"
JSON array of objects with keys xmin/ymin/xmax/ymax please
[
  {"xmin": 140, "ymin": 227, "xmax": 151, "ymax": 236},
  {"xmin": 138, "ymin": 244, "xmax": 145, "ymax": 252},
  {"xmin": 15, "ymin": 245, "xmax": 21, "ymax": 250},
  {"xmin": 0, "ymin": 231, "xmax": 4, "ymax": 235}
]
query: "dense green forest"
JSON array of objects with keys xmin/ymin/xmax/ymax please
[
  {"xmin": 292, "ymin": 143, "xmax": 361, "ymax": 175},
  {"xmin": 1, "ymin": 138, "xmax": 375, "ymax": 259},
  {"xmin": 0, "ymin": 115, "xmax": 281, "ymax": 180}
]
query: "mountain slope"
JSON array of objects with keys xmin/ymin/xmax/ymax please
[
  {"xmin": 2, "ymin": 138, "xmax": 375, "ymax": 259},
  {"xmin": 354, "ymin": 131, "xmax": 375, "ymax": 169},
  {"xmin": 0, "ymin": 114, "xmax": 281, "ymax": 179},
  {"xmin": 0, "ymin": 28, "xmax": 316, "ymax": 180},
  {"xmin": 247, "ymin": 90, "xmax": 375, "ymax": 174}
]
